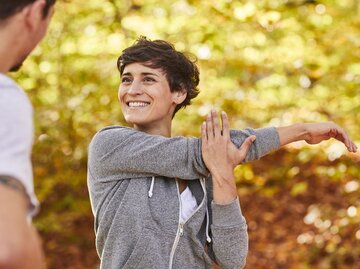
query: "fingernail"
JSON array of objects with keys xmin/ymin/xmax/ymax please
[
  {"xmin": 212, "ymin": 109, "xmax": 216, "ymax": 113},
  {"xmin": 251, "ymin": 136, "xmax": 256, "ymax": 142}
]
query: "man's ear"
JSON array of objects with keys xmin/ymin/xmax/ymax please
[
  {"xmin": 22, "ymin": 0, "xmax": 46, "ymax": 30},
  {"xmin": 172, "ymin": 89, "xmax": 187, "ymax": 105}
]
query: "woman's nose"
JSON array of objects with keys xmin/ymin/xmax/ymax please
[{"xmin": 127, "ymin": 80, "xmax": 143, "ymax": 95}]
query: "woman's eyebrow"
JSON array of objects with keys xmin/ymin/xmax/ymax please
[
  {"xmin": 141, "ymin": 72, "xmax": 159, "ymax": 77},
  {"xmin": 122, "ymin": 72, "xmax": 159, "ymax": 77}
]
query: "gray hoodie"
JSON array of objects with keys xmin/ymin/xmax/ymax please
[{"xmin": 87, "ymin": 126, "xmax": 280, "ymax": 269}]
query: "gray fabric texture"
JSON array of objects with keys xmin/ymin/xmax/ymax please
[{"xmin": 87, "ymin": 126, "xmax": 280, "ymax": 269}]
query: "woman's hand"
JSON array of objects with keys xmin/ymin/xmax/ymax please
[
  {"xmin": 201, "ymin": 109, "xmax": 255, "ymax": 204},
  {"xmin": 277, "ymin": 122, "xmax": 358, "ymax": 152},
  {"xmin": 303, "ymin": 122, "xmax": 357, "ymax": 152}
]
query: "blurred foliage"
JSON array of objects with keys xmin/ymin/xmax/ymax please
[{"xmin": 12, "ymin": 0, "xmax": 360, "ymax": 268}]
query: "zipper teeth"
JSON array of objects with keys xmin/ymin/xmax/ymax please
[
  {"xmin": 168, "ymin": 179, "xmax": 207, "ymax": 269},
  {"xmin": 168, "ymin": 180, "xmax": 182, "ymax": 269}
]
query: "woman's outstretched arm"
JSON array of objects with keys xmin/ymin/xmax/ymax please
[
  {"xmin": 88, "ymin": 124, "xmax": 279, "ymax": 183},
  {"xmin": 88, "ymin": 114, "xmax": 357, "ymax": 183}
]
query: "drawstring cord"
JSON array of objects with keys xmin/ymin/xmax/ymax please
[
  {"xmin": 148, "ymin": 176, "xmax": 155, "ymax": 198},
  {"xmin": 205, "ymin": 206, "xmax": 211, "ymax": 243},
  {"xmin": 201, "ymin": 178, "xmax": 212, "ymax": 243}
]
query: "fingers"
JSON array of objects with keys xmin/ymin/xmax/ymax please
[
  {"xmin": 343, "ymin": 132, "xmax": 358, "ymax": 153},
  {"xmin": 236, "ymin": 135, "xmax": 256, "ymax": 162},
  {"xmin": 353, "ymin": 143, "xmax": 358, "ymax": 152},
  {"xmin": 334, "ymin": 128, "xmax": 350, "ymax": 150},
  {"xmin": 332, "ymin": 124, "xmax": 357, "ymax": 152},
  {"xmin": 346, "ymin": 138, "xmax": 358, "ymax": 153},
  {"xmin": 351, "ymin": 141, "xmax": 358, "ymax": 152},
  {"xmin": 204, "ymin": 109, "xmax": 229, "ymax": 139},
  {"xmin": 349, "ymin": 142, "xmax": 357, "ymax": 153},
  {"xmin": 211, "ymin": 109, "xmax": 221, "ymax": 137},
  {"xmin": 221, "ymin": 111, "xmax": 230, "ymax": 139},
  {"xmin": 206, "ymin": 112, "xmax": 214, "ymax": 140},
  {"xmin": 205, "ymin": 109, "xmax": 221, "ymax": 140},
  {"xmin": 201, "ymin": 122, "xmax": 207, "ymax": 143}
]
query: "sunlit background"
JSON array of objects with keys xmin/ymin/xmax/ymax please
[{"xmin": 13, "ymin": 0, "xmax": 360, "ymax": 268}]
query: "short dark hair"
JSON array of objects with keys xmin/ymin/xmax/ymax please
[
  {"xmin": 117, "ymin": 36, "xmax": 200, "ymax": 116},
  {"xmin": 0, "ymin": 0, "xmax": 56, "ymax": 21}
]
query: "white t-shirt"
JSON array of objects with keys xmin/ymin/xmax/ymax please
[
  {"xmin": 180, "ymin": 186, "xmax": 198, "ymax": 223},
  {"xmin": 0, "ymin": 73, "xmax": 39, "ymax": 218}
]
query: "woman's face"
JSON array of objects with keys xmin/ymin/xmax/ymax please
[{"xmin": 119, "ymin": 62, "xmax": 184, "ymax": 133}]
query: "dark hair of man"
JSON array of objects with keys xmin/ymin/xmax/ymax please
[
  {"xmin": 0, "ymin": 0, "xmax": 56, "ymax": 21},
  {"xmin": 117, "ymin": 36, "xmax": 200, "ymax": 116}
]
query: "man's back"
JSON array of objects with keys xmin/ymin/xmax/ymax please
[{"xmin": 0, "ymin": 0, "xmax": 56, "ymax": 268}]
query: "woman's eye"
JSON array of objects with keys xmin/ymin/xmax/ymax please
[
  {"xmin": 144, "ymin": 77, "xmax": 155, "ymax": 82},
  {"xmin": 121, "ymin": 77, "xmax": 132, "ymax": 83}
]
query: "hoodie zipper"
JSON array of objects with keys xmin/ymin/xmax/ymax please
[
  {"xmin": 168, "ymin": 180, "xmax": 207, "ymax": 269},
  {"xmin": 168, "ymin": 180, "xmax": 183, "ymax": 269}
]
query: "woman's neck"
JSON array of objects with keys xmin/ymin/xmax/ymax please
[{"xmin": 134, "ymin": 123, "xmax": 172, "ymax": 137}]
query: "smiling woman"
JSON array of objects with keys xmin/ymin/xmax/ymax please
[{"xmin": 87, "ymin": 37, "xmax": 357, "ymax": 269}]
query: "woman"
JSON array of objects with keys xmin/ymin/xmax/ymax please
[{"xmin": 87, "ymin": 37, "xmax": 357, "ymax": 269}]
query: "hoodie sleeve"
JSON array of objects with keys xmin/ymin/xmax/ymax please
[
  {"xmin": 230, "ymin": 126, "xmax": 280, "ymax": 162},
  {"xmin": 88, "ymin": 126, "xmax": 208, "ymax": 181},
  {"xmin": 209, "ymin": 199, "xmax": 248, "ymax": 269},
  {"xmin": 88, "ymin": 126, "xmax": 280, "ymax": 182}
]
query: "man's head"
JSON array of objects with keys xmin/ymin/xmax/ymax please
[
  {"xmin": 0, "ymin": 0, "xmax": 56, "ymax": 72},
  {"xmin": 117, "ymin": 36, "xmax": 200, "ymax": 116}
]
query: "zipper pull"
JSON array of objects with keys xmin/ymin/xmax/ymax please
[{"xmin": 179, "ymin": 224, "xmax": 184, "ymax": 236}]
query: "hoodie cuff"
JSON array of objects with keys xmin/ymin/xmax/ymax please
[
  {"xmin": 252, "ymin": 126, "xmax": 281, "ymax": 158},
  {"xmin": 211, "ymin": 198, "xmax": 246, "ymax": 227}
]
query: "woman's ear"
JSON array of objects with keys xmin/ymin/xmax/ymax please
[
  {"xmin": 172, "ymin": 89, "xmax": 187, "ymax": 105},
  {"xmin": 23, "ymin": 0, "xmax": 46, "ymax": 31}
]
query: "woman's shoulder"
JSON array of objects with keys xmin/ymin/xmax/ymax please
[
  {"xmin": 89, "ymin": 125, "xmax": 136, "ymax": 148},
  {"xmin": 98, "ymin": 125, "xmax": 130, "ymax": 133},
  {"xmin": 95, "ymin": 125, "xmax": 135, "ymax": 137}
]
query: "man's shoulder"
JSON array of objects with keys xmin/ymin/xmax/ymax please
[
  {"xmin": 0, "ymin": 73, "xmax": 21, "ymax": 90},
  {"xmin": 0, "ymin": 73, "xmax": 32, "ymax": 113}
]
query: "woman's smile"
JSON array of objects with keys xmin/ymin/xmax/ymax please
[{"xmin": 127, "ymin": 101, "xmax": 150, "ymax": 108}]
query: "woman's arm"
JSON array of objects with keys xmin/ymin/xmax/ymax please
[
  {"xmin": 89, "ymin": 118, "xmax": 356, "ymax": 184},
  {"xmin": 201, "ymin": 111, "xmax": 255, "ymax": 203},
  {"xmin": 88, "ymin": 126, "xmax": 208, "ymax": 182},
  {"xmin": 88, "ymin": 124, "xmax": 277, "ymax": 183},
  {"xmin": 201, "ymin": 111, "xmax": 252, "ymax": 268}
]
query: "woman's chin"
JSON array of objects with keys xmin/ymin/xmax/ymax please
[{"xmin": 124, "ymin": 116, "xmax": 146, "ymax": 127}]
